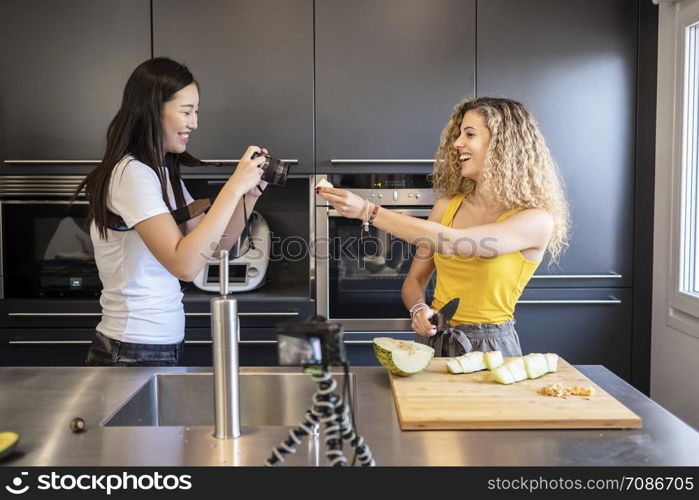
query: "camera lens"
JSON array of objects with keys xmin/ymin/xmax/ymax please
[
  {"xmin": 250, "ymin": 152, "xmax": 288, "ymax": 186},
  {"xmin": 255, "ymin": 154, "xmax": 289, "ymax": 186}
]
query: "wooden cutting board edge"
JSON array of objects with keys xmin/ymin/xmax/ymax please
[{"xmin": 388, "ymin": 358, "xmax": 643, "ymax": 431}]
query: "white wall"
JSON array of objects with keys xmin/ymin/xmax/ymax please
[{"xmin": 651, "ymin": 0, "xmax": 699, "ymax": 431}]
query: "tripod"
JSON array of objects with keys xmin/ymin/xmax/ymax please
[{"xmin": 265, "ymin": 368, "xmax": 375, "ymax": 466}]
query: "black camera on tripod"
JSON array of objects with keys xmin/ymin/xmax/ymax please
[
  {"xmin": 251, "ymin": 151, "xmax": 290, "ymax": 186},
  {"xmin": 276, "ymin": 315, "xmax": 346, "ymax": 367}
]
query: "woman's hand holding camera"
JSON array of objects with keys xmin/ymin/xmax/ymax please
[
  {"xmin": 246, "ymin": 179, "xmax": 268, "ymax": 198},
  {"xmin": 316, "ymin": 187, "xmax": 367, "ymax": 219},
  {"xmin": 226, "ymin": 146, "xmax": 267, "ymax": 196},
  {"xmin": 412, "ymin": 306, "xmax": 437, "ymax": 337}
]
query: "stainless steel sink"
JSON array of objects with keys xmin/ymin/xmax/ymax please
[{"xmin": 103, "ymin": 372, "xmax": 355, "ymax": 427}]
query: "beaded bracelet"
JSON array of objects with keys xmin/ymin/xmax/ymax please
[
  {"xmin": 368, "ymin": 203, "xmax": 380, "ymax": 225},
  {"xmin": 359, "ymin": 199, "xmax": 372, "ymax": 241}
]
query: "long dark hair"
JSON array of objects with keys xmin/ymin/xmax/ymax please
[{"xmin": 73, "ymin": 57, "xmax": 198, "ymax": 239}]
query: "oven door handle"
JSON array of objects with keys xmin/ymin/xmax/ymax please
[{"xmin": 328, "ymin": 208, "xmax": 432, "ymax": 217}]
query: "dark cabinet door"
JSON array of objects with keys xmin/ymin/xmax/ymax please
[
  {"xmin": 152, "ymin": 0, "xmax": 314, "ymax": 173},
  {"xmin": 515, "ymin": 288, "xmax": 632, "ymax": 381},
  {"xmin": 0, "ymin": 0, "xmax": 151, "ymax": 161},
  {"xmin": 315, "ymin": 0, "xmax": 476, "ymax": 172},
  {"xmin": 477, "ymin": 0, "xmax": 637, "ymax": 287},
  {"xmin": 0, "ymin": 329, "xmax": 94, "ymax": 366}
]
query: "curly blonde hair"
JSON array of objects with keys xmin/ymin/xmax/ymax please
[{"xmin": 431, "ymin": 97, "xmax": 570, "ymax": 264}]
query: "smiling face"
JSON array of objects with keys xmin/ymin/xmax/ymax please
[
  {"xmin": 453, "ymin": 110, "xmax": 491, "ymax": 180},
  {"xmin": 161, "ymin": 83, "xmax": 199, "ymax": 154}
]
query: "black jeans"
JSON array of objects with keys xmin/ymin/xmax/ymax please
[{"xmin": 86, "ymin": 331, "xmax": 184, "ymax": 367}]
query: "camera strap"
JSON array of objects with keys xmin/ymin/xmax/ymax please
[
  {"xmin": 105, "ymin": 195, "xmax": 256, "ymax": 260},
  {"xmin": 105, "ymin": 197, "xmax": 214, "ymax": 231}
]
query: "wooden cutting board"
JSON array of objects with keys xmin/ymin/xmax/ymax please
[{"xmin": 389, "ymin": 357, "xmax": 642, "ymax": 430}]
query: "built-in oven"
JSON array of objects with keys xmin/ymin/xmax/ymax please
[
  {"xmin": 0, "ymin": 176, "xmax": 99, "ymax": 299},
  {"xmin": 315, "ymin": 174, "xmax": 436, "ymax": 332}
]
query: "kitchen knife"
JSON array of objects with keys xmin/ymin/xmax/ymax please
[{"xmin": 430, "ymin": 297, "xmax": 460, "ymax": 331}]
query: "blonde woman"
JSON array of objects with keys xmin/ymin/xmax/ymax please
[{"xmin": 317, "ymin": 97, "xmax": 569, "ymax": 357}]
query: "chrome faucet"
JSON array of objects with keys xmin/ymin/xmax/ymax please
[{"xmin": 211, "ymin": 250, "xmax": 241, "ymax": 439}]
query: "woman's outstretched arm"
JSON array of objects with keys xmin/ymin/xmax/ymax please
[{"xmin": 318, "ymin": 187, "xmax": 552, "ymax": 258}]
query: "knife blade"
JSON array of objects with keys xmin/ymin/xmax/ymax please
[{"xmin": 430, "ymin": 297, "xmax": 460, "ymax": 331}]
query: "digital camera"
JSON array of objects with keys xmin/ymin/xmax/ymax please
[
  {"xmin": 276, "ymin": 315, "xmax": 346, "ymax": 367},
  {"xmin": 251, "ymin": 151, "xmax": 290, "ymax": 186}
]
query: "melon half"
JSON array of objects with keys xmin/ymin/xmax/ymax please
[{"xmin": 373, "ymin": 337, "xmax": 434, "ymax": 376}]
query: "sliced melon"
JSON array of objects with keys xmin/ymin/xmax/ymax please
[
  {"xmin": 491, "ymin": 365, "xmax": 515, "ymax": 384},
  {"xmin": 505, "ymin": 357, "xmax": 528, "ymax": 382},
  {"xmin": 457, "ymin": 354, "xmax": 477, "ymax": 373},
  {"xmin": 524, "ymin": 353, "xmax": 548, "ymax": 379},
  {"xmin": 467, "ymin": 351, "xmax": 486, "ymax": 371},
  {"xmin": 492, "ymin": 352, "xmax": 561, "ymax": 384},
  {"xmin": 484, "ymin": 351, "xmax": 504, "ymax": 370},
  {"xmin": 446, "ymin": 358, "xmax": 463, "ymax": 374},
  {"xmin": 315, "ymin": 178, "xmax": 334, "ymax": 189},
  {"xmin": 373, "ymin": 337, "xmax": 434, "ymax": 376},
  {"xmin": 456, "ymin": 355, "xmax": 474, "ymax": 373},
  {"xmin": 545, "ymin": 353, "xmax": 559, "ymax": 373}
]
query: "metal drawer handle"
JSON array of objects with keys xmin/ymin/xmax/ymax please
[
  {"xmin": 517, "ymin": 299, "xmax": 621, "ymax": 304},
  {"xmin": 3, "ymin": 160, "xmax": 101, "ymax": 164},
  {"xmin": 343, "ymin": 331, "xmax": 416, "ymax": 335},
  {"xmin": 185, "ymin": 312, "xmax": 300, "ymax": 317},
  {"xmin": 185, "ymin": 340, "xmax": 377, "ymax": 345},
  {"xmin": 9, "ymin": 339, "xmax": 366, "ymax": 346},
  {"xmin": 199, "ymin": 159, "xmax": 298, "ymax": 164},
  {"xmin": 0, "ymin": 175, "xmax": 87, "ymax": 179},
  {"xmin": 0, "ymin": 197, "xmax": 88, "ymax": 201},
  {"xmin": 328, "ymin": 209, "xmax": 431, "ymax": 217},
  {"xmin": 8, "ymin": 312, "xmax": 300, "ymax": 318},
  {"xmin": 532, "ymin": 275, "xmax": 623, "ymax": 279},
  {"xmin": 8, "ymin": 313, "xmax": 101, "ymax": 317},
  {"xmin": 186, "ymin": 340, "xmax": 278, "ymax": 345},
  {"xmin": 330, "ymin": 159, "xmax": 434, "ymax": 164},
  {"xmin": 8, "ymin": 340, "xmax": 92, "ymax": 345}
]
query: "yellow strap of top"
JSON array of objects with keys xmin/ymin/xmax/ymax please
[
  {"xmin": 440, "ymin": 194, "xmax": 466, "ymax": 226},
  {"xmin": 496, "ymin": 208, "xmax": 523, "ymax": 222},
  {"xmin": 440, "ymin": 194, "xmax": 521, "ymax": 228}
]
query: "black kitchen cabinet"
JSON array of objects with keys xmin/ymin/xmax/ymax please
[
  {"xmin": 0, "ymin": 0, "xmax": 151, "ymax": 161},
  {"xmin": 152, "ymin": 0, "xmax": 314, "ymax": 173},
  {"xmin": 0, "ymin": 297, "xmax": 314, "ymax": 366},
  {"xmin": 0, "ymin": 328, "xmax": 279, "ymax": 367},
  {"xmin": 515, "ymin": 288, "xmax": 633, "ymax": 381},
  {"xmin": 315, "ymin": 0, "xmax": 476, "ymax": 173},
  {"xmin": 175, "ymin": 329, "xmax": 282, "ymax": 367},
  {"xmin": 477, "ymin": 0, "xmax": 637, "ymax": 287},
  {"xmin": 0, "ymin": 329, "xmax": 94, "ymax": 366}
]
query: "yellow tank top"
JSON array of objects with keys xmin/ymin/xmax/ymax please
[{"xmin": 431, "ymin": 194, "xmax": 541, "ymax": 325}]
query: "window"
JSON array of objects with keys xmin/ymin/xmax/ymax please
[
  {"xmin": 680, "ymin": 20, "xmax": 699, "ymax": 299},
  {"xmin": 668, "ymin": 1, "xmax": 699, "ymax": 337}
]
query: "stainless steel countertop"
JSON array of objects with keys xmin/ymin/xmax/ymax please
[{"xmin": 1, "ymin": 365, "xmax": 698, "ymax": 466}]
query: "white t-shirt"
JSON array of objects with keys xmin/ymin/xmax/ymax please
[{"xmin": 91, "ymin": 155, "xmax": 194, "ymax": 344}]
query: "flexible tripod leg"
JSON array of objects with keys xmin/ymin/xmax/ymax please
[
  {"xmin": 265, "ymin": 369, "xmax": 374, "ymax": 466},
  {"xmin": 336, "ymin": 400, "xmax": 375, "ymax": 466},
  {"xmin": 313, "ymin": 371, "xmax": 348, "ymax": 466},
  {"xmin": 265, "ymin": 410, "xmax": 320, "ymax": 466}
]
